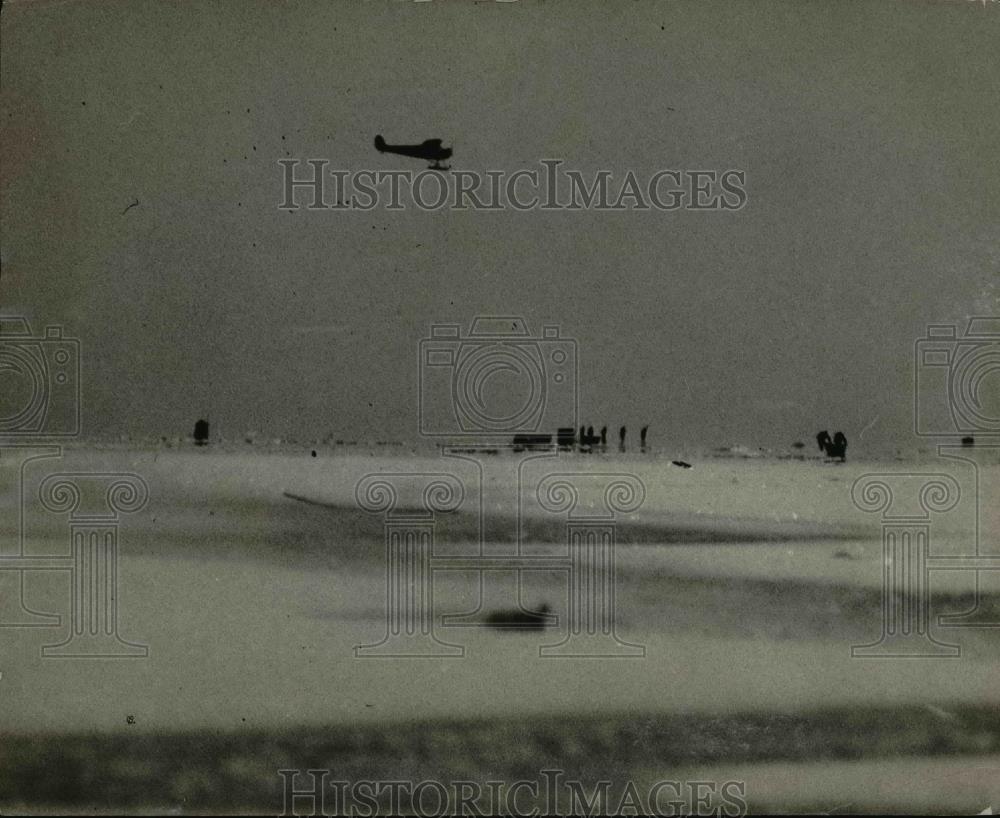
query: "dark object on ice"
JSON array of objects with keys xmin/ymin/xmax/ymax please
[
  {"xmin": 640, "ymin": 425, "xmax": 649, "ymax": 450},
  {"xmin": 619, "ymin": 425, "xmax": 626, "ymax": 452},
  {"xmin": 484, "ymin": 604, "xmax": 552, "ymax": 631},
  {"xmin": 311, "ymin": 450, "xmax": 317, "ymax": 457},
  {"xmin": 829, "ymin": 432, "xmax": 848, "ymax": 461},
  {"xmin": 792, "ymin": 441, "xmax": 805, "ymax": 450},
  {"xmin": 193, "ymin": 419, "xmax": 209, "ymax": 446},
  {"xmin": 512, "ymin": 433, "xmax": 553, "ymax": 452},
  {"xmin": 816, "ymin": 430, "xmax": 847, "ymax": 461},
  {"xmin": 672, "ymin": 460, "xmax": 692, "ymax": 469},
  {"xmin": 578, "ymin": 426, "xmax": 601, "ymax": 450},
  {"xmin": 557, "ymin": 427, "xmax": 577, "ymax": 450},
  {"xmin": 962, "ymin": 436, "xmax": 975, "ymax": 448},
  {"xmin": 600, "ymin": 426, "xmax": 608, "ymax": 448}
]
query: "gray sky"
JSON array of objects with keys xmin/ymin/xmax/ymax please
[{"xmin": 2, "ymin": 0, "xmax": 997, "ymax": 450}]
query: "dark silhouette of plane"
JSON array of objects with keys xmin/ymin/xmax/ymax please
[{"xmin": 374, "ymin": 135, "xmax": 452, "ymax": 169}]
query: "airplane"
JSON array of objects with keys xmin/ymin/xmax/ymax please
[{"xmin": 374, "ymin": 134, "xmax": 452, "ymax": 170}]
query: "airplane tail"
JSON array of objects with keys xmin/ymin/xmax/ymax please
[{"xmin": 374, "ymin": 134, "xmax": 386, "ymax": 152}]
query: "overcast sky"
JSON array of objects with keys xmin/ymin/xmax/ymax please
[{"xmin": 2, "ymin": 0, "xmax": 997, "ymax": 451}]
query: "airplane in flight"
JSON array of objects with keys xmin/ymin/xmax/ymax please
[{"xmin": 374, "ymin": 134, "xmax": 452, "ymax": 170}]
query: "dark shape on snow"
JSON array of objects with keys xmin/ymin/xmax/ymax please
[
  {"xmin": 193, "ymin": 419, "xmax": 209, "ymax": 446},
  {"xmin": 829, "ymin": 431, "xmax": 848, "ymax": 461},
  {"xmin": 557, "ymin": 427, "xmax": 577, "ymax": 450},
  {"xmin": 484, "ymin": 603, "xmax": 552, "ymax": 631},
  {"xmin": 578, "ymin": 426, "xmax": 601, "ymax": 449},
  {"xmin": 512, "ymin": 433, "xmax": 553, "ymax": 452},
  {"xmin": 816, "ymin": 429, "xmax": 847, "ymax": 461},
  {"xmin": 672, "ymin": 460, "xmax": 692, "ymax": 469}
]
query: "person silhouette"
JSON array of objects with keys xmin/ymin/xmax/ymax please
[
  {"xmin": 194, "ymin": 419, "xmax": 209, "ymax": 446},
  {"xmin": 831, "ymin": 432, "xmax": 848, "ymax": 462},
  {"xmin": 815, "ymin": 430, "xmax": 847, "ymax": 461},
  {"xmin": 600, "ymin": 426, "xmax": 608, "ymax": 449},
  {"xmin": 619, "ymin": 426, "xmax": 626, "ymax": 452},
  {"xmin": 816, "ymin": 430, "xmax": 831, "ymax": 454},
  {"xmin": 640, "ymin": 425, "xmax": 648, "ymax": 451}
]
